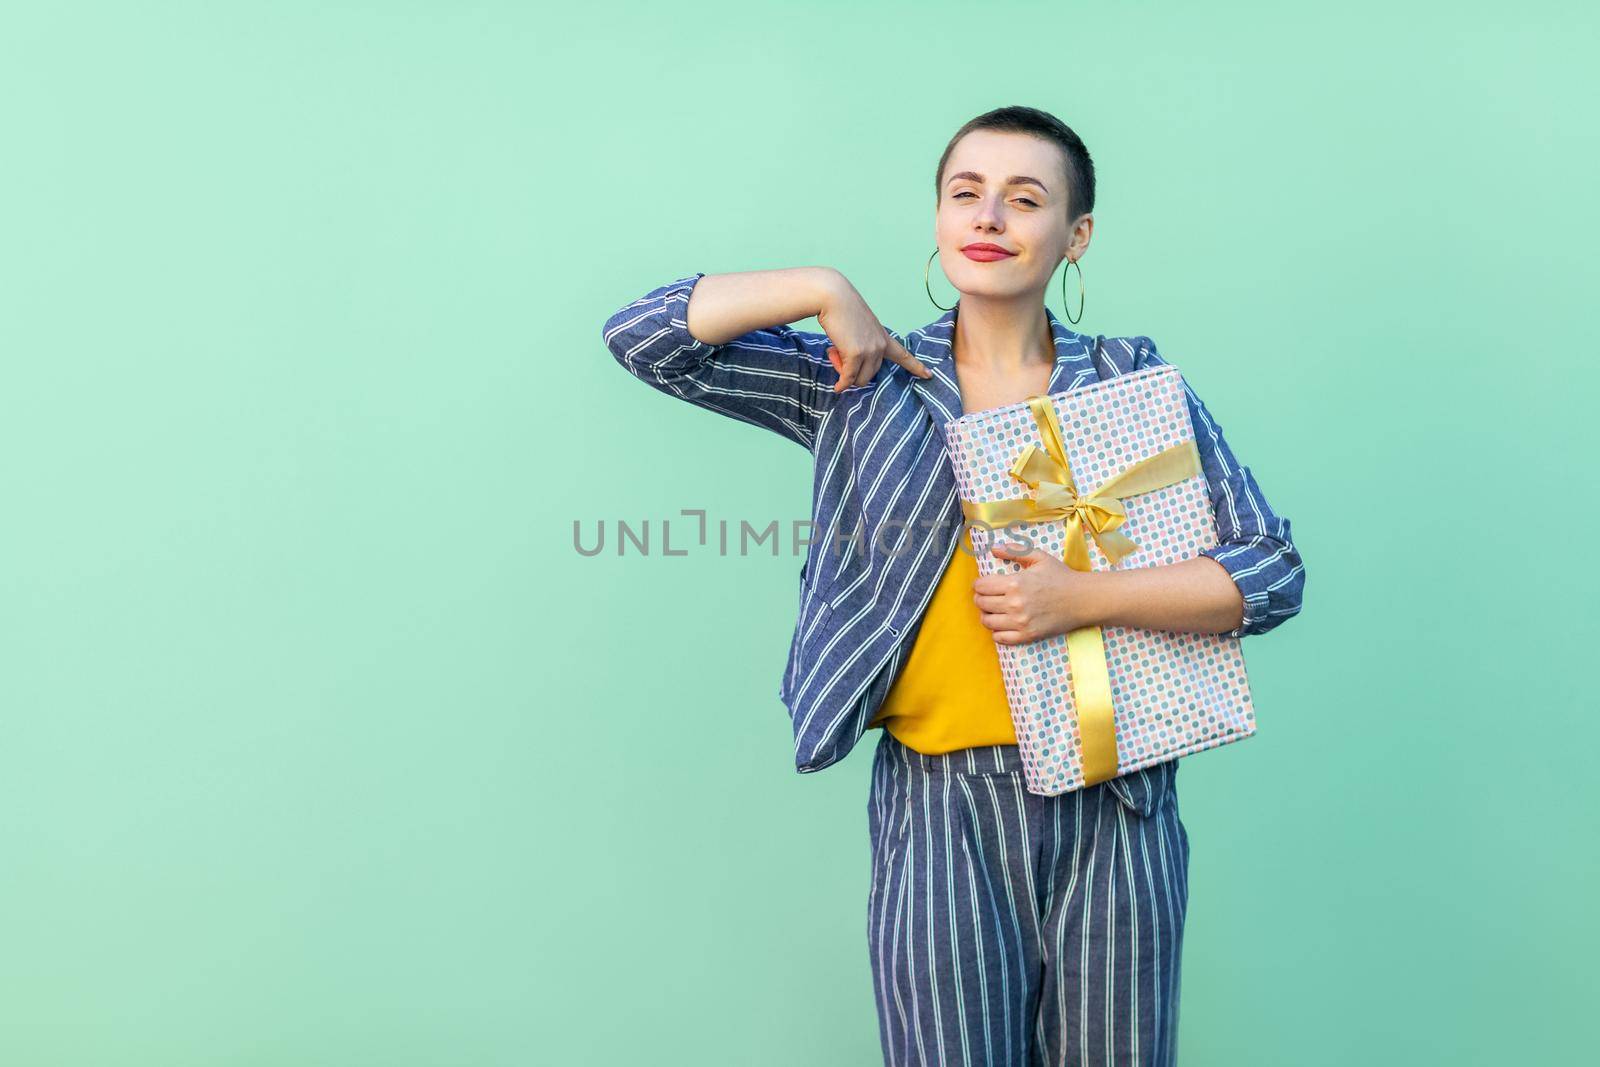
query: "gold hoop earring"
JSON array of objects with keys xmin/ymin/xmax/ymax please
[
  {"xmin": 925, "ymin": 249, "xmax": 956, "ymax": 311},
  {"xmin": 1060, "ymin": 257, "xmax": 1085, "ymax": 324}
]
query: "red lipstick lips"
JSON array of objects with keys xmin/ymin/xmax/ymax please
[{"xmin": 961, "ymin": 243, "xmax": 1017, "ymax": 262}]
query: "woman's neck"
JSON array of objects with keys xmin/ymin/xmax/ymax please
[{"xmin": 951, "ymin": 296, "xmax": 1054, "ymax": 374}]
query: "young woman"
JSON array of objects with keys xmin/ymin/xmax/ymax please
[{"xmin": 601, "ymin": 105, "xmax": 1305, "ymax": 1066}]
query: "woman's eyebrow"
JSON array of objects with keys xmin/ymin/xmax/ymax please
[{"xmin": 946, "ymin": 171, "xmax": 1050, "ymax": 193}]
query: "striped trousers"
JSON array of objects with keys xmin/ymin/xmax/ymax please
[{"xmin": 866, "ymin": 729, "xmax": 1190, "ymax": 1067}]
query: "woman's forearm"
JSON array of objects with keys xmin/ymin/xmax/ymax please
[
  {"xmin": 1086, "ymin": 556, "xmax": 1247, "ymax": 635},
  {"xmin": 683, "ymin": 267, "xmax": 848, "ymax": 346}
]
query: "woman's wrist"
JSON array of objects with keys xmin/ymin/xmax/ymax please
[{"xmin": 807, "ymin": 266, "xmax": 852, "ymax": 319}]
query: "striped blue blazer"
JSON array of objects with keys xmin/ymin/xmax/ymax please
[{"xmin": 601, "ymin": 273, "xmax": 1305, "ymax": 778}]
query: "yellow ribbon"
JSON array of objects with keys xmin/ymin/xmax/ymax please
[{"xmin": 961, "ymin": 395, "xmax": 1203, "ymax": 786}]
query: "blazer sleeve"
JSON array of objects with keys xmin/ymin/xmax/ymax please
[
  {"xmin": 1132, "ymin": 337, "xmax": 1306, "ymax": 638},
  {"xmin": 600, "ymin": 272, "xmax": 842, "ymax": 452}
]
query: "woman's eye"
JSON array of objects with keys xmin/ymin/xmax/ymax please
[{"xmin": 952, "ymin": 191, "xmax": 1038, "ymax": 207}]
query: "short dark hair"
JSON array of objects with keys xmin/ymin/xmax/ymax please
[{"xmin": 934, "ymin": 106, "xmax": 1096, "ymax": 222}]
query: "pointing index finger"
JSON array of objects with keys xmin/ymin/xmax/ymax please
[{"xmin": 882, "ymin": 335, "xmax": 932, "ymax": 379}]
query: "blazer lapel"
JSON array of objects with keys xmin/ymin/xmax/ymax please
[
  {"xmin": 905, "ymin": 306, "xmax": 963, "ymax": 432},
  {"xmin": 909, "ymin": 302, "xmax": 1098, "ymax": 435}
]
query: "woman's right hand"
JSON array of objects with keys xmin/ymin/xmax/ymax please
[{"xmin": 815, "ymin": 276, "xmax": 933, "ymax": 392}]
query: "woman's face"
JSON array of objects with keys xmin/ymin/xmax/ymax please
[{"xmin": 935, "ymin": 129, "xmax": 1089, "ymax": 300}]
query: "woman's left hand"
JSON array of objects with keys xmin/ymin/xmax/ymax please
[{"xmin": 974, "ymin": 540, "xmax": 1105, "ymax": 645}]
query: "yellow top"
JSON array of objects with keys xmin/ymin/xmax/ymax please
[{"xmin": 869, "ymin": 533, "xmax": 1017, "ymax": 753}]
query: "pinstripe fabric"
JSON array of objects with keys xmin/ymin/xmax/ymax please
[
  {"xmin": 868, "ymin": 729, "xmax": 1188, "ymax": 1067},
  {"xmin": 600, "ymin": 273, "xmax": 1305, "ymax": 779}
]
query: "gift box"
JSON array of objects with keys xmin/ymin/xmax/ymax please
[{"xmin": 943, "ymin": 364, "xmax": 1256, "ymax": 797}]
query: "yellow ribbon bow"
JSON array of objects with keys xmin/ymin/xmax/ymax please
[{"xmin": 961, "ymin": 394, "xmax": 1203, "ymax": 786}]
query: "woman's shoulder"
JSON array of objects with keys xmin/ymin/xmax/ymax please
[
  {"xmin": 1083, "ymin": 332, "xmax": 1169, "ymax": 379},
  {"xmin": 1104, "ymin": 332, "xmax": 1165, "ymax": 369}
]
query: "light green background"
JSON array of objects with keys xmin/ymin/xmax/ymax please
[{"xmin": 3, "ymin": 2, "xmax": 1594, "ymax": 1064}]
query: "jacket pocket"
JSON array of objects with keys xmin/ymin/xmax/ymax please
[
  {"xmin": 799, "ymin": 559, "xmax": 834, "ymax": 611},
  {"xmin": 799, "ymin": 550, "xmax": 833, "ymax": 601},
  {"xmin": 782, "ymin": 575, "xmax": 836, "ymax": 705}
]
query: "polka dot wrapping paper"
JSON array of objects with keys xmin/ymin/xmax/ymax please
[{"xmin": 944, "ymin": 364, "xmax": 1257, "ymax": 797}]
